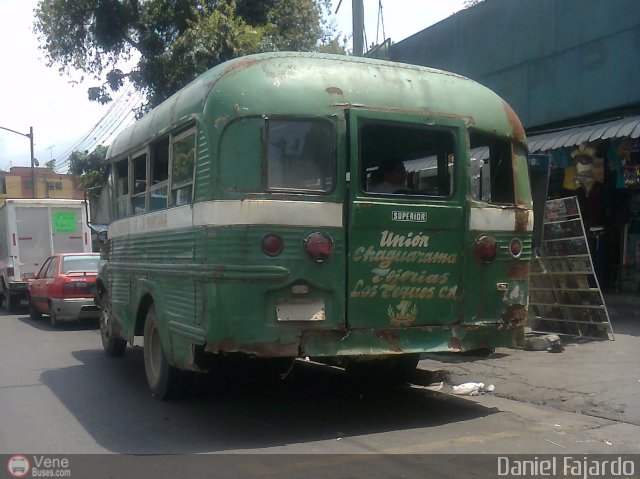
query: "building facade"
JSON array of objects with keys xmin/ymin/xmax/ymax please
[
  {"xmin": 390, "ymin": 0, "xmax": 640, "ymax": 292},
  {"xmin": 0, "ymin": 167, "xmax": 84, "ymax": 201}
]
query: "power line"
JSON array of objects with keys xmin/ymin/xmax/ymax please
[
  {"xmin": 58, "ymin": 85, "xmax": 143, "ymax": 171},
  {"xmin": 57, "ymin": 84, "xmax": 133, "ymax": 161},
  {"xmin": 58, "ymin": 84, "xmax": 136, "ymax": 159}
]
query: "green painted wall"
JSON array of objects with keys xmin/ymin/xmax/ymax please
[{"xmin": 390, "ymin": 0, "xmax": 640, "ymax": 129}]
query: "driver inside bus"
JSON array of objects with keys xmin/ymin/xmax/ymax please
[{"xmin": 369, "ymin": 157, "xmax": 407, "ymax": 193}]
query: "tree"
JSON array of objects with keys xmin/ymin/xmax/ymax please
[
  {"xmin": 34, "ymin": 0, "xmax": 343, "ymax": 109},
  {"xmin": 68, "ymin": 145, "xmax": 109, "ymax": 193}
]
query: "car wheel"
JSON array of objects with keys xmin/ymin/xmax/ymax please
[
  {"xmin": 143, "ymin": 304, "xmax": 188, "ymax": 399},
  {"xmin": 99, "ymin": 292, "xmax": 126, "ymax": 356},
  {"xmin": 49, "ymin": 309, "xmax": 59, "ymax": 328},
  {"xmin": 29, "ymin": 300, "xmax": 42, "ymax": 320}
]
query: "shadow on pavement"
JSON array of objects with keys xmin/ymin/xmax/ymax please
[
  {"xmin": 40, "ymin": 347, "xmax": 499, "ymax": 454},
  {"xmin": 17, "ymin": 316, "xmax": 98, "ymax": 332}
]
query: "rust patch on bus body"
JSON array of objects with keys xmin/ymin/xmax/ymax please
[
  {"xmin": 325, "ymin": 87, "xmax": 343, "ymax": 96},
  {"xmin": 330, "ymin": 103, "xmax": 476, "ymax": 126},
  {"xmin": 376, "ymin": 330, "xmax": 401, "ymax": 352},
  {"xmin": 218, "ymin": 56, "xmax": 260, "ymax": 79},
  {"xmin": 501, "ymin": 304, "xmax": 527, "ymax": 324},
  {"xmin": 206, "ymin": 338, "xmax": 298, "ymax": 357},
  {"xmin": 448, "ymin": 335, "xmax": 463, "ymax": 351},
  {"xmin": 506, "ymin": 261, "xmax": 530, "ymax": 280},
  {"xmin": 503, "ymin": 101, "xmax": 526, "ymax": 143},
  {"xmin": 515, "ymin": 209, "xmax": 530, "ymax": 233}
]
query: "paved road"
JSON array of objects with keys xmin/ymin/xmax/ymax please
[{"xmin": 1, "ymin": 310, "xmax": 638, "ymax": 462}]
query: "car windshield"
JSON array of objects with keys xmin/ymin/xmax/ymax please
[{"xmin": 61, "ymin": 256, "xmax": 100, "ymax": 274}]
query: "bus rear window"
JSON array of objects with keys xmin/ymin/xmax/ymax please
[
  {"xmin": 360, "ymin": 122, "xmax": 456, "ymax": 197},
  {"xmin": 267, "ymin": 119, "xmax": 335, "ymax": 193}
]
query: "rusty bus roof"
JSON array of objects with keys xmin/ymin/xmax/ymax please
[{"xmin": 107, "ymin": 52, "xmax": 525, "ymax": 159}]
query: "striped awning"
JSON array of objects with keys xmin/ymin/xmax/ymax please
[
  {"xmin": 403, "ymin": 115, "xmax": 640, "ymax": 172},
  {"xmin": 527, "ymin": 114, "xmax": 640, "ymax": 153}
]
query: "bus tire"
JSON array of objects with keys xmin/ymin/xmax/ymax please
[
  {"xmin": 143, "ymin": 304, "xmax": 185, "ymax": 400},
  {"xmin": 99, "ymin": 292, "xmax": 126, "ymax": 357}
]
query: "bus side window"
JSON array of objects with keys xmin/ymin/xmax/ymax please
[
  {"xmin": 131, "ymin": 153, "xmax": 147, "ymax": 215},
  {"xmin": 115, "ymin": 159, "xmax": 129, "ymax": 218},
  {"xmin": 150, "ymin": 137, "xmax": 169, "ymax": 211},
  {"xmin": 171, "ymin": 129, "xmax": 196, "ymax": 206},
  {"xmin": 470, "ymin": 136, "xmax": 515, "ymax": 205}
]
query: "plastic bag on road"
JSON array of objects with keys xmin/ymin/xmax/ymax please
[{"xmin": 451, "ymin": 382, "xmax": 495, "ymax": 396}]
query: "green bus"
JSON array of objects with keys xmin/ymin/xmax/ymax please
[{"xmin": 95, "ymin": 52, "xmax": 533, "ymax": 399}]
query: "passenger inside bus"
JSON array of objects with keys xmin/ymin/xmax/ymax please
[{"xmin": 369, "ymin": 157, "xmax": 407, "ymax": 193}]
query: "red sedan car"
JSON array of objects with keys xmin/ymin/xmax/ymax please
[{"xmin": 28, "ymin": 253, "xmax": 102, "ymax": 327}]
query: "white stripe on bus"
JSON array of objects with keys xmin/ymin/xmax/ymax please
[
  {"xmin": 107, "ymin": 200, "xmax": 344, "ymax": 238},
  {"xmin": 469, "ymin": 207, "xmax": 533, "ymax": 232}
]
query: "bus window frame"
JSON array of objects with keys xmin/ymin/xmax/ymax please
[
  {"xmin": 265, "ymin": 116, "xmax": 337, "ymax": 195},
  {"xmin": 170, "ymin": 126, "xmax": 197, "ymax": 207},
  {"xmin": 350, "ymin": 113, "xmax": 463, "ymax": 201},
  {"xmin": 130, "ymin": 148, "xmax": 149, "ymax": 216},
  {"xmin": 114, "ymin": 157, "xmax": 130, "ymax": 219},
  {"xmin": 468, "ymin": 132, "xmax": 526, "ymax": 207},
  {"xmin": 149, "ymin": 136, "xmax": 170, "ymax": 211}
]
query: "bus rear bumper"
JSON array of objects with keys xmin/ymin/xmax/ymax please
[
  {"xmin": 300, "ymin": 322, "xmax": 525, "ymax": 357},
  {"xmin": 200, "ymin": 321, "xmax": 525, "ymax": 360}
]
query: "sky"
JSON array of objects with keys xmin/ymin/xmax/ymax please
[{"xmin": 0, "ymin": 0, "xmax": 467, "ymax": 172}]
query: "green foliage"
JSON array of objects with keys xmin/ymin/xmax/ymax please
[
  {"xmin": 34, "ymin": 0, "xmax": 345, "ymax": 108},
  {"xmin": 68, "ymin": 145, "xmax": 109, "ymax": 193},
  {"xmin": 45, "ymin": 159, "xmax": 57, "ymax": 171}
]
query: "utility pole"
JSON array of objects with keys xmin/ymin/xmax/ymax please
[
  {"xmin": 30, "ymin": 127, "xmax": 36, "ymax": 198},
  {"xmin": 0, "ymin": 125, "xmax": 37, "ymax": 198},
  {"xmin": 352, "ymin": 0, "xmax": 364, "ymax": 57}
]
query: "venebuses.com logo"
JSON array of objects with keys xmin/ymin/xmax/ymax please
[
  {"xmin": 6, "ymin": 455, "xmax": 71, "ymax": 478},
  {"xmin": 7, "ymin": 455, "xmax": 30, "ymax": 478}
]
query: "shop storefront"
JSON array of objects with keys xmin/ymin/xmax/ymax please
[{"xmin": 527, "ymin": 115, "xmax": 640, "ymax": 292}]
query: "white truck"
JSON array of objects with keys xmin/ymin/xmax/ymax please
[{"xmin": 0, "ymin": 199, "xmax": 93, "ymax": 312}]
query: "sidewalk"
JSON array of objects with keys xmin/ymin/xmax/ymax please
[{"xmin": 417, "ymin": 294, "xmax": 640, "ymax": 426}]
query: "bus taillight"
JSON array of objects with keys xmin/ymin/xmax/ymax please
[
  {"xmin": 304, "ymin": 231, "xmax": 333, "ymax": 263},
  {"xmin": 509, "ymin": 238, "xmax": 523, "ymax": 258},
  {"xmin": 474, "ymin": 235, "xmax": 497, "ymax": 263},
  {"xmin": 262, "ymin": 234, "xmax": 284, "ymax": 256}
]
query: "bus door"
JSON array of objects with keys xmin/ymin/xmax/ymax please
[{"xmin": 347, "ymin": 111, "xmax": 466, "ymax": 329}]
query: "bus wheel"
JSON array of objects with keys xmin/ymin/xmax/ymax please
[
  {"xmin": 99, "ymin": 293, "xmax": 126, "ymax": 357},
  {"xmin": 143, "ymin": 304, "xmax": 185, "ymax": 399},
  {"xmin": 345, "ymin": 354, "xmax": 420, "ymax": 386}
]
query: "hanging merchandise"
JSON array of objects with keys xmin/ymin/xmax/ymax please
[
  {"xmin": 571, "ymin": 143, "xmax": 602, "ymax": 195},
  {"xmin": 623, "ymin": 163, "xmax": 640, "ymax": 186},
  {"xmin": 615, "ymin": 138, "xmax": 640, "ymax": 187},
  {"xmin": 562, "ymin": 165, "xmax": 580, "ymax": 190}
]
